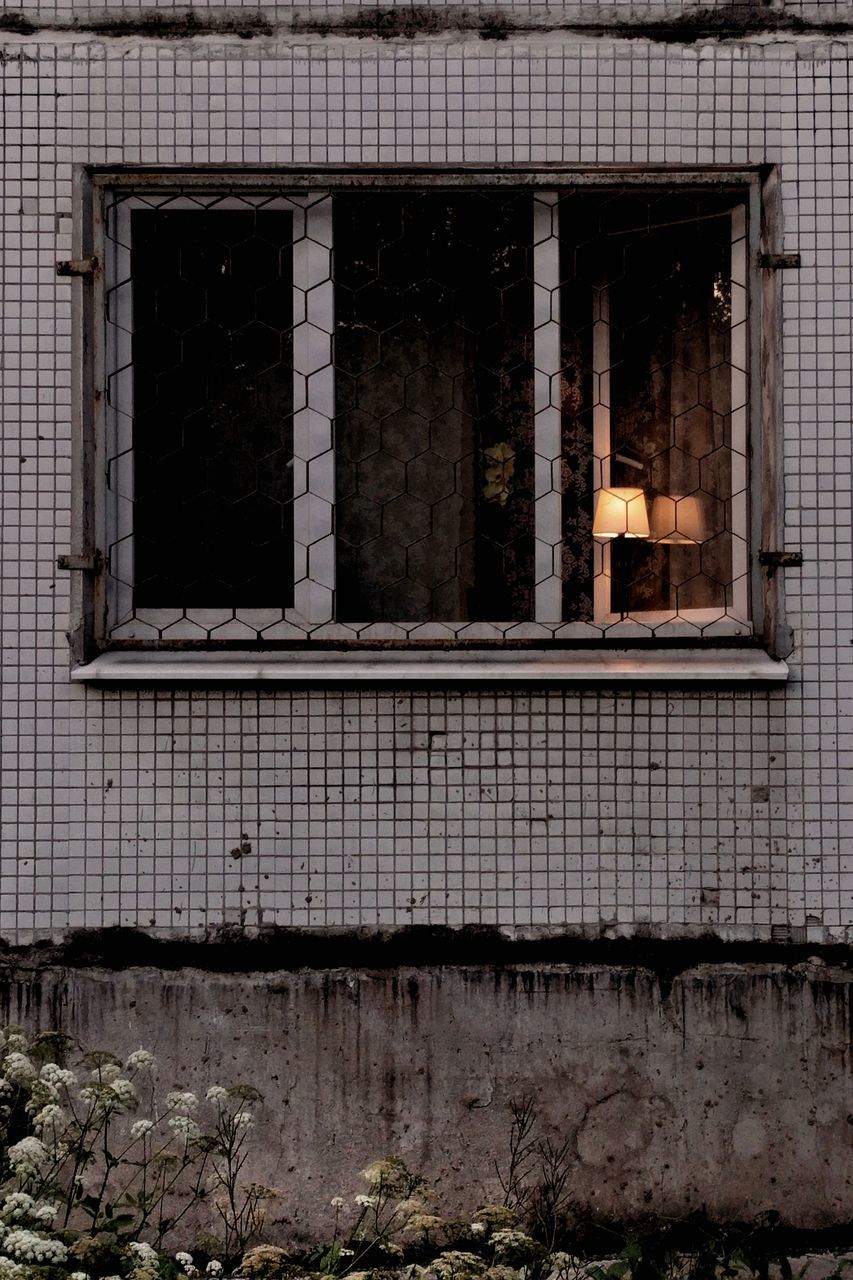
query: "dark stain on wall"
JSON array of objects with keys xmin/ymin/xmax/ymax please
[
  {"xmin": 1, "ymin": 6, "xmax": 852, "ymax": 42},
  {"xmin": 1, "ymin": 925, "xmax": 852, "ymax": 995}
]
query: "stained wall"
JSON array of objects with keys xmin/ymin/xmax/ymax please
[{"xmin": 1, "ymin": 1, "xmax": 852, "ymax": 942}]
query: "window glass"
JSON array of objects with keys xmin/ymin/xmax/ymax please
[
  {"xmin": 100, "ymin": 182, "xmax": 751, "ymax": 645},
  {"xmin": 130, "ymin": 208, "xmax": 294, "ymax": 607},
  {"xmin": 334, "ymin": 191, "xmax": 534, "ymax": 622}
]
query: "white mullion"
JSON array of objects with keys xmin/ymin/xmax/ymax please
[
  {"xmin": 728, "ymin": 202, "xmax": 750, "ymax": 623},
  {"xmin": 106, "ymin": 198, "xmax": 135, "ymax": 631},
  {"xmin": 289, "ymin": 193, "xmax": 335, "ymax": 627},
  {"xmin": 533, "ymin": 192, "xmax": 563, "ymax": 623},
  {"xmin": 104, "ymin": 192, "xmax": 335, "ymax": 640},
  {"xmin": 592, "ymin": 277, "xmax": 611, "ymax": 623}
]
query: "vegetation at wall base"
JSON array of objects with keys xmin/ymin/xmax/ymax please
[{"xmin": 1, "ymin": 1029, "xmax": 850, "ymax": 1280}]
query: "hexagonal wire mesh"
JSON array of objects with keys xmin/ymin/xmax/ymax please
[{"xmin": 100, "ymin": 184, "xmax": 750, "ymax": 645}]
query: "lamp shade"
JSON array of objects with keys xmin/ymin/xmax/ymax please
[
  {"xmin": 649, "ymin": 494, "xmax": 706, "ymax": 544},
  {"xmin": 592, "ymin": 487, "xmax": 650, "ymax": 539}
]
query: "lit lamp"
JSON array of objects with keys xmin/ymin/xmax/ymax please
[
  {"xmin": 592, "ymin": 487, "xmax": 650, "ymax": 539},
  {"xmin": 649, "ymin": 494, "xmax": 706, "ymax": 545}
]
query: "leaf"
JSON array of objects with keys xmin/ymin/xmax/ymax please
[
  {"xmin": 319, "ymin": 1243, "xmax": 342, "ymax": 1274},
  {"xmin": 106, "ymin": 1213, "xmax": 136, "ymax": 1229}
]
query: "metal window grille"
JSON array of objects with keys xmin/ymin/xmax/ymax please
[{"xmin": 98, "ymin": 180, "xmax": 752, "ymax": 646}]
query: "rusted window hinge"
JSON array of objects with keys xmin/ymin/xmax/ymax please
[
  {"xmin": 758, "ymin": 549, "xmax": 804, "ymax": 577},
  {"xmin": 56, "ymin": 257, "xmax": 98, "ymax": 278},
  {"xmin": 758, "ymin": 253, "xmax": 801, "ymax": 270},
  {"xmin": 57, "ymin": 552, "xmax": 100, "ymax": 572}
]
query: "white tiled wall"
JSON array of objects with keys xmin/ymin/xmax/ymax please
[{"xmin": 1, "ymin": 7, "xmax": 852, "ymax": 942}]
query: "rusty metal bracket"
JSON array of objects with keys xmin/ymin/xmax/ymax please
[
  {"xmin": 758, "ymin": 549, "xmax": 804, "ymax": 577},
  {"xmin": 758, "ymin": 252, "xmax": 801, "ymax": 270},
  {"xmin": 57, "ymin": 552, "xmax": 100, "ymax": 572},
  {"xmin": 56, "ymin": 257, "xmax": 98, "ymax": 278}
]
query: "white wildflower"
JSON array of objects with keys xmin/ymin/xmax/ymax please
[
  {"xmin": 131, "ymin": 1118, "xmax": 155, "ymax": 1140},
  {"xmin": 2, "ymin": 1054, "xmax": 36, "ymax": 1087},
  {"xmin": 32, "ymin": 1103, "xmax": 66, "ymax": 1134},
  {"xmin": 32, "ymin": 1204, "xmax": 58, "ymax": 1226},
  {"xmin": 491, "ymin": 1229, "xmax": 538, "ymax": 1260},
  {"xmin": 234, "ymin": 1111, "xmax": 254, "ymax": 1128},
  {"xmin": 175, "ymin": 1253, "xmax": 198, "ymax": 1277},
  {"xmin": 25, "ymin": 1082, "xmax": 59, "ymax": 1112},
  {"xmin": 109, "ymin": 1077, "xmax": 137, "ymax": 1107},
  {"xmin": 0, "ymin": 1196, "xmax": 33, "ymax": 1224},
  {"xmin": 206, "ymin": 1086, "xmax": 228, "ymax": 1104},
  {"xmin": 330, "ymin": 1196, "xmax": 345, "ymax": 1209},
  {"xmin": 169, "ymin": 1114, "xmax": 201, "ymax": 1140},
  {"xmin": 166, "ymin": 1090, "xmax": 199, "ymax": 1114},
  {"xmin": 79, "ymin": 1083, "xmax": 113, "ymax": 1109},
  {"xmin": 129, "ymin": 1242, "xmax": 159, "ymax": 1268},
  {"xmin": 0, "ymin": 1257, "xmax": 25, "ymax": 1280},
  {"xmin": 429, "ymin": 1252, "xmax": 486, "ymax": 1279},
  {"xmin": 126, "ymin": 1049, "xmax": 156, "ymax": 1072},
  {"xmin": 3, "ymin": 1228, "xmax": 67, "ymax": 1264},
  {"xmin": 339, "ymin": 1249, "xmax": 355, "ymax": 1258},
  {"xmin": 470, "ymin": 1223, "xmax": 486, "ymax": 1236},
  {"xmin": 3, "ymin": 1032, "xmax": 27, "ymax": 1050},
  {"xmin": 354, "ymin": 1193, "xmax": 378, "ymax": 1207},
  {"xmin": 40, "ymin": 1063, "xmax": 76, "ymax": 1089},
  {"xmin": 361, "ymin": 1157, "xmax": 407, "ymax": 1187},
  {"xmin": 205, "ymin": 1264, "xmax": 223, "ymax": 1277},
  {"xmin": 71, "ymin": 1272, "xmax": 90, "ymax": 1280},
  {"xmin": 8, "ymin": 1138, "xmax": 47, "ymax": 1177}
]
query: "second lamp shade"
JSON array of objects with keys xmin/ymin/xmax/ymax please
[{"xmin": 648, "ymin": 494, "xmax": 707, "ymax": 544}]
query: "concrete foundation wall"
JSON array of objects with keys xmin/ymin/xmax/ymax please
[{"xmin": 3, "ymin": 956, "xmax": 852, "ymax": 1236}]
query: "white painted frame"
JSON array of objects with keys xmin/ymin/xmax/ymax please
[
  {"xmin": 103, "ymin": 191, "xmax": 335, "ymax": 643},
  {"xmin": 93, "ymin": 175, "xmax": 758, "ymax": 647}
]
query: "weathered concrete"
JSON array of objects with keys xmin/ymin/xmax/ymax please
[
  {"xmin": 2, "ymin": 959, "xmax": 852, "ymax": 1238},
  {"xmin": 4, "ymin": 5, "xmax": 853, "ymax": 42}
]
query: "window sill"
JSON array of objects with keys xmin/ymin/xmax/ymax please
[{"xmin": 70, "ymin": 648, "xmax": 789, "ymax": 685}]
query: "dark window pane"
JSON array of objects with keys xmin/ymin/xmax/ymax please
[
  {"xmin": 559, "ymin": 195, "xmax": 597, "ymax": 622},
  {"xmin": 607, "ymin": 199, "xmax": 735, "ymax": 615},
  {"xmin": 131, "ymin": 207, "xmax": 294, "ymax": 608},
  {"xmin": 560, "ymin": 192, "xmax": 742, "ymax": 619},
  {"xmin": 334, "ymin": 192, "xmax": 535, "ymax": 623}
]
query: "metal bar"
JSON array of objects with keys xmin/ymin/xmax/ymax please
[
  {"xmin": 57, "ymin": 553, "xmax": 98, "ymax": 572},
  {"xmin": 729, "ymin": 200, "xmax": 751, "ymax": 626},
  {"xmin": 290, "ymin": 194, "xmax": 335, "ymax": 627},
  {"xmin": 758, "ymin": 549, "xmax": 804, "ymax": 575},
  {"xmin": 758, "ymin": 252, "xmax": 801, "ymax": 270},
  {"xmin": 592, "ymin": 275, "xmax": 611, "ymax": 624},
  {"xmin": 57, "ymin": 256, "xmax": 98, "ymax": 277},
  {"xmin": 533, "ymin": 192, "xmax": 562, "ymax": 623}
]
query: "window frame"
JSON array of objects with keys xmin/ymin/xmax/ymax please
[{"xmin": 65, "ymin": 163, "xmax": 790, "ymax": 683}]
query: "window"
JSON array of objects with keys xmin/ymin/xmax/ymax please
[{"xmin": 75, "ymin": 169, "xmax": 784, "ymax": 674}]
